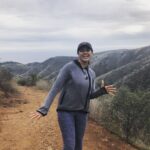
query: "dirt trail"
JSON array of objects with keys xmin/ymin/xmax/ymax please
[{"xmin": 0, "ymin": 86, "xmax": 137, "ymax": 150}]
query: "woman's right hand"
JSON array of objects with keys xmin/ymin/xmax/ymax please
[{"xmin": 30, "ymin": 111, "xmax": 43, "ymax": 120}]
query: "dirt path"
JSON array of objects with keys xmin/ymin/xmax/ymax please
[{"xmin": 0, "ymin": 86, "xmax": 137, "ymax": 150}]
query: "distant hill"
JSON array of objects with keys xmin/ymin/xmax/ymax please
[
  {"xmin": 0, "ymin": 61, "xmax": 29, "ymax": 75},
  {"xmin": 0, "ymin": 56, "xmax": 76, "ymax": 80},
  {"xmin": 1, "ymin": 45, "xmax": 150, "ymax": 90},
  {"xmin": 93, "ymin": 46, "xmax": 150, "ymax": 91}
]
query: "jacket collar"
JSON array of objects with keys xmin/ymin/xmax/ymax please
[{"xmin": 73, "ymin": 59, "xmax": 89, "ymax": 70}]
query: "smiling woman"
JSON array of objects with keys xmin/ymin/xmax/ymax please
[{"xmin": 30, "ymin": 42, "xmax": 116, "ymax": 150}]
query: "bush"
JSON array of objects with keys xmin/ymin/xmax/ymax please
[
  {"xmin": 112, "ymin": 87, "xmax": 141, "ymax": 141},
  {"xmin": 138, "ymin": 91, "xmax": 150, "ymax": 145},
  {"xmin": 101, "ymin": 86, "xmax": 150, "ymax": 147},
  {"xmin": 17, "ymin": 78, "xmax": 27, "ymax": 86},
  {"xmin": 17, "ymin": 74, "xmax": 38, "ymax": 86},
  {"xmin": 28, "ymin": 74, "xmax": 38, "ymax": 86},
  {"xmin": 36, "ymin": 79, "xmax": 51, "ymax": 91},
  {"xmin": 0, "ymin": 68, "xmax": 15, "ymax": 97}
]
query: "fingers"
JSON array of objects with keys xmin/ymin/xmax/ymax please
[
  {"xmin": 104, "ymin": 85, "xmax": 117, "ymax": 96},
  {"xmin": 105, "ymin": 86, "xmax": 116, "ymax": 91},
  {"xmin": 105, "ymin": 85, "xmax": 115, "ymax": 88},
  {"xmin": 101, "ymin": 80, "xmax": 105, "ymax": 87},
  {"xmin": 99, "ymin": 80, "xmax": 117, "ymax": 96},
  {"xmin": 107, "ymin": 88, "xmax": 117, "ymax": 93},
  {"xmin": 108, "ymin": 92, "xmax": 115, "ymax": 96},
  {"xmin": 30, "ymin": 112, "xmax": 42, "ymax": 120}
]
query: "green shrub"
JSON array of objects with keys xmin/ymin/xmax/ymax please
[
  {"xmin": 17, "ymin": 74, "xmax": 38, "ymax": 86},
  {"xmin": 17, "ymin": 78, "xmax": 27, "ymax": 86},
  {"xmin": 0, "ymin": 68, "xmax": 15, "ymax": 97},
  {"xmin": 101, "ymin": 86, "xmax": 150, "ymax": 147}
]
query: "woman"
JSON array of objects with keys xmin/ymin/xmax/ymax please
[{"xmin": 31, "ymin": 42, "xmax": 116, "ymax": 150}]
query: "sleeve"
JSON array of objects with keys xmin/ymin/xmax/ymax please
[
  {"xmin": 89, "ymin": 73, "xmax": 108, "ymax": 99},
  {"xmin": 36, "ymin": 64, "xmax": 70, "ymax": 116}
]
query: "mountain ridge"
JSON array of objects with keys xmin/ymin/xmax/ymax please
[{"xmin": 1, "ymin": 45, "xmax": 150, "ymax": 90}]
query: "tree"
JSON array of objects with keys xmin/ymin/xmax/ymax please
[{"xmin": 28, "ymin": 73, "xmax": 38, "ymax": 86}]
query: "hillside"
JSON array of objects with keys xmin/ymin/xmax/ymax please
[
  {"xmin": 0, "ymin": 56, "xmax": 76, "ymax": 80},
  {"xmin": 94, "ymin": 46, "xmax": 150, "ymax": 90},
  {"xmin": 0, "ymin": 45, "xmax": 150, "ymax": 90}
]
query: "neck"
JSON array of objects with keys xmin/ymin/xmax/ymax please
[{"xmin": 78, "ymin": 59, "xmax": 89, "ymax": 68}]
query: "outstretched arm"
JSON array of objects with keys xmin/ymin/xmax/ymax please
[
  {"xmin": 90, "ymin": 80, "xmax": 116, "ymax": 99},
  {"xmin": 30, "ymin": 64, "xmax": 70, "ymax": 119}
]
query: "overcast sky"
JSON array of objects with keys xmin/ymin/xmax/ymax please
[{"xmin": 0, "ymin": 0, "xmax": 150, "ymax": 63}]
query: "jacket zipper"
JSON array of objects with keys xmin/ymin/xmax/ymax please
[
  {"xmin": 84, "ymin": 68, "xmax": 91, "ymax": 110},
  {"xmin": 73, "ymin": 60, "xmax": 92, "ymax": 110}
]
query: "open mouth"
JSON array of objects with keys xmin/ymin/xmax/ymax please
[
  {"xmin": 82, "ymin": 56, "xmax": 90, "ymax": 60},
  {"xmin": 83, "ymin": 57, "xmax": 89, "ymax": 59},
  {"xmin": 82, "ymin": 54, "xmax": 90, "ymax": 58}
]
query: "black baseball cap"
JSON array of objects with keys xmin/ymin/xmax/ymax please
[{"xmin": 77, "ymin": 42, "xmax": 93, "ymax": 54}]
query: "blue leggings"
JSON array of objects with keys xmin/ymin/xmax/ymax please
[{"xmin": 57, "ymin": 111, "xmax": 88, "ymax": 150}]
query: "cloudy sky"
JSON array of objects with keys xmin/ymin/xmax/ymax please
[{"xmin": 0, "ymin": 0, "xmax": 150, "ymax": 63}]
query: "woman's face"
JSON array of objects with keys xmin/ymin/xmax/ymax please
[{"xmin": 78, "ymin": 49, "xmax": 93, "ymax": 63}]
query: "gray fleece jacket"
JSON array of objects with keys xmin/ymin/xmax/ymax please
[{"xmin": 37, "ymin": 59, "xmax": 107, "ymax": 116}]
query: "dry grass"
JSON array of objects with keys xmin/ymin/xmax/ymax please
[{"xmin": 0, "ymin": 112, "xmax": 2, "ymax": 132}]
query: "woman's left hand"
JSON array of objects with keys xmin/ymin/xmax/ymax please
[
  {"xmin": 101, "ymin": 80, "xmax": 117, "ymax": 96},
  {"xmin": 105, "ymin": 85, "xmax": 117, "ymax": 96}
]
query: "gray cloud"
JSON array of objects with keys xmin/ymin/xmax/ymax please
[{"xmin": 0, "ymin": 0, "xmax": 150, "ymax": 63}]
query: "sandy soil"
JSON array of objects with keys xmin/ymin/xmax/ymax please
[{"xmin": 0, "ymin": 86, "xmax": 137, "ymax": 150}]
